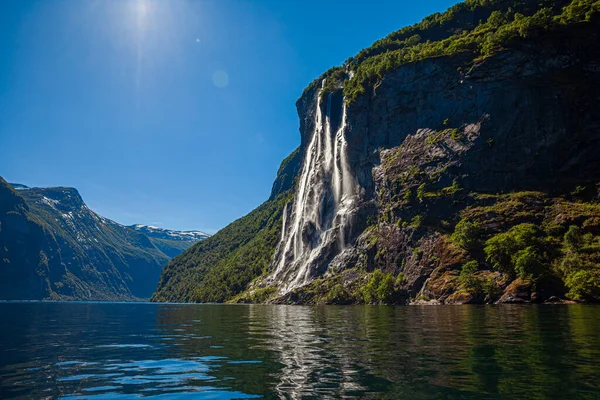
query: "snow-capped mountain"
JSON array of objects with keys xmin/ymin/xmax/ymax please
[
  {"xmin": 129, "ymin": 224, "xmax": 210, "ymax": 242},
  {"xmin": 0, "ymin": 179, "xmax": 209, "ymax": 301}
]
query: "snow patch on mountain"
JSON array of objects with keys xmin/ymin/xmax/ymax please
[
  {"xmin": 41, "ymin": 196, "xmax": 60, "ymax": 209},
  {"xmin": 9, "ymin": 183, "xmax": 29, "ymax": 190}
]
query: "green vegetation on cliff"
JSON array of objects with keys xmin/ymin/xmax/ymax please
[
  {"xmin": 306, "ymin": 0, "xmax": 600, "ymax": 101},
  {"xmin": 451, "ymin": 193, "xmax": 600, "ymax": 302},
  {"xmin": 369, "ymin": 143, "xmax": 600, "ymax": 304}
]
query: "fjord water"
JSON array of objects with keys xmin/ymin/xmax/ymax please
[{"xmin": 1, "ymin": 303, "xmax": 599, "ymax": 399}]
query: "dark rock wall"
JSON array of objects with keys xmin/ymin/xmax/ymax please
[{"xmin": 345, "ymin": 26, "xmax": 600, "ymax": 197}]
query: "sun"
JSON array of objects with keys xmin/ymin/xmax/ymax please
[{"xmin": 134, "ymin": 0, "xmax": 151, "ymax": 31}]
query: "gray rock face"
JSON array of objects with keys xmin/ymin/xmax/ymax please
[
  {"xmin": 346, "ymin": 45, "xmax": 600, "ymax": 196},
  {"xmin": 269, "ymin": 147, "xmax": 302, "ymax": 200}
]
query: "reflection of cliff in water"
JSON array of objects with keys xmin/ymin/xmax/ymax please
[
  {"xmin": 3, "ymin": 304, "xmax": 600, "ymax": 399},
  {"xmin": 248, "ymin": 305, "xmax": 378, "ymax": 398}
]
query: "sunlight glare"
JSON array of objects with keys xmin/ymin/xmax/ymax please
[
  {"xmin": 133, "ymin": 0, "xmax": 151, "ymax": 38},
  {"xmin": 93, "ymin": 0, "xmax": 206, "ymax": 108}
]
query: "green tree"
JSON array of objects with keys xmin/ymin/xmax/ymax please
[
  {"xmin": 564, "ymin": 225, "xmax": 583, "ymax": 252},
  {"xmin": 451, "ymin": 219, "xmax": 481, "ymax": 250},
  {"xmin": 395, "ymin": 272, "xmax": 408, "ymax": 285},
  {"xmin": 361, "ymin": 270, "xmax": 384, "ymax": 303},
  {"xmin": 458, "ymin": 260, "xmax": 482, "ymax": 293},
  {"xmin": 487, "ymin": 10, "xmax": 508, "ymax": 28},
  {"xmin": 565, "ymin": 270, "xmax": 600, "ymax": 302},
  {"xmin": 513, "ymin": 246, "xmax": 543, "ymax": 280},
  {"xmin": 324, "ymin": 284, "xmax": 352, "ymax": 304},
  {"xmin": 361, "ymin": 270, "xmax": 401, "ymax": 304},
  {"xmin": 484, "ymin": 223, "xmax": 539, "ymax": 276},
  {"xmin": 377, "ymin": 273, "xmax": 395, "ymax": 303},
  {"xmin": 417, "ymin": 183, "xmax": 426, "ymax": 202}
]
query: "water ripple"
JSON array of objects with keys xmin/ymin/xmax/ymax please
[{"xmin": 0, "ymin": 303, "xmax": 599, "ymax": 399}]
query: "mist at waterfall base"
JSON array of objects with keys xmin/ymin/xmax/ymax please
[
  {"xmin": 1, "ymin": 302, "xmax": 599, "ymax": 399},
  {"xmin": 270, "ymin": 86, "xmax": 359, "ymax": 292}
]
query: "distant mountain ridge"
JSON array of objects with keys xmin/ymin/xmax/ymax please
[
  {"xmin": 0, "ymin": 178, "xmax": 207, "ymax": 300},
  {"xmin": 129, "ymin": 224, "xmax": 211, "ymax": 258},
  {"xmin": 130, "ymin": 224, "xmax": 210, "ymax": 242}
]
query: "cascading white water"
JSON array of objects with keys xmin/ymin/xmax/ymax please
[
  {"xmin": 271, "ymin": 83, "xmax": 357, "ymax": 291},
  {"xmin": 280, "ymin": 203, "xmax": 288, "ymax": 242}
]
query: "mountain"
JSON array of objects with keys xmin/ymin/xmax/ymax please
[
  {"xmin": 130, "ymin": 224, "xmax": 209, "ymax": 242},
  {"xmin": 129, "ymin": 225, "xmax": 210, "ymax": 258},
  {"xmin": 153, "ymin": 0, "xmax": 600, "ymax": 304},
  {"xmin": 0, "ymin": 178, "xmax": 206, "ymax": 300}
]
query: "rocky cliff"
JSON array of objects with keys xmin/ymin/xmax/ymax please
[
  {"xmin": 153, "ymin": 0, "xmax": 600, "ymax": 304},
  {"xmin": 0, "ymin": 178, "xmax": 205, "ymax": 300}
]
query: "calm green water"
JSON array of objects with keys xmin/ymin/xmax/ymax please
[{"xmin": 0, "ymin": 303, "xmax": 599, "ymax": 399}]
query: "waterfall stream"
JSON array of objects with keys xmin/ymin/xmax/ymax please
[{"xmin": 271, "ymin": 85, "xmax": 357, "ymax": 291}]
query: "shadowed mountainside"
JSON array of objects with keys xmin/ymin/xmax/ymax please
[{"xmin": 0, "ymin": 178, "xmax": 206, "ymax": 300}]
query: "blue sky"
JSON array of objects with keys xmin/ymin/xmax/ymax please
[{"xmin": 0, "ymin": 0, "xmax": 458, "ymax": 234}]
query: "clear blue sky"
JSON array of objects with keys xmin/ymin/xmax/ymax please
[{"xmin": 0, "ymin": 0, "xmax": 458, "ymax": 234}]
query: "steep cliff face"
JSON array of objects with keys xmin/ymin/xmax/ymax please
[
  {"xmin": 153, "ymin": 0, "xmax": 600, "ymax": 304},
  {"xmin": 347, "ymin": 34, "xmax": 600, "ymax": 196},
  {"xmin": 0, "ymin": 179, "xmax": 64, "ymax": 300},
  {"xmin": 0, "ymin": 178, "xmax": 204, "ymax": 300},
  {"xmin": 265, "ymin": 24, "xmax": 600, "ymax": 304}
]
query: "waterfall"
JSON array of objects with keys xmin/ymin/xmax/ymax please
[
  {"xmin": 271, "ymin": 85, "xmax": 357, "ymax": 291},
  {"xmin": 280, "ymin": 203, "xmax": 288, "ymax": 242}
]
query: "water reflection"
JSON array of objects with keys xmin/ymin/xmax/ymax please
[
  {"xmin": 0, "ymin": 303, "xmax": 599, "ymax": 399},
  {"xmin": 250, "ymin": 305, "xmax": 372, "ymax": 398}
]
